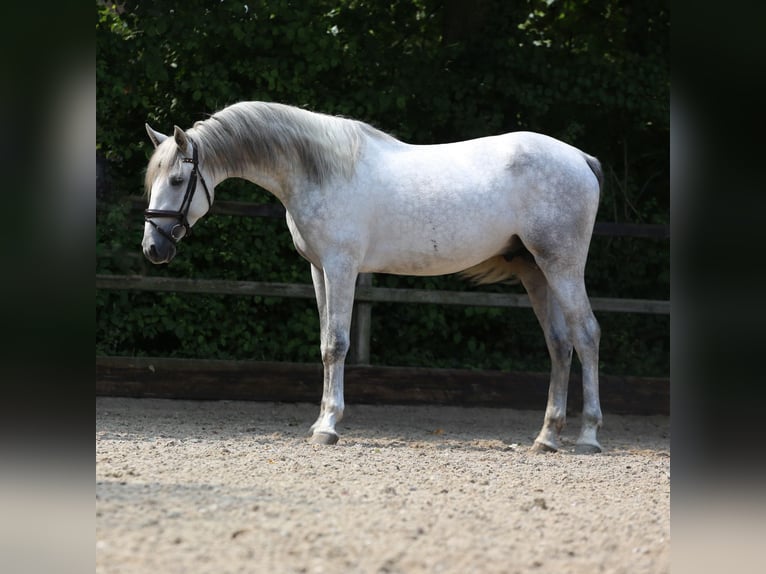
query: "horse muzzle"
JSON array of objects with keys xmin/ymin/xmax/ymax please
[{"xmin": 143, "ymin": 235, "xmax": 177, "ymax": 264}]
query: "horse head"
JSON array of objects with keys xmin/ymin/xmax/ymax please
[{"xmin": 142, "ymin": 124, "xmax": 214, "ymax": 264}]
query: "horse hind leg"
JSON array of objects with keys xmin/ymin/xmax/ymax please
[
  {"xmin": 515, "ymin": 261, "xmax": 574, "ymax": 453},
  {"xmin": 537, "ymin": 261, "xmax": 603, "ymax": 454}
]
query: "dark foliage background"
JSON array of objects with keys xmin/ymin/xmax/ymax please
[{"xmin": 96, "ymin": 0, "xmax": 669, "ymax": 376}]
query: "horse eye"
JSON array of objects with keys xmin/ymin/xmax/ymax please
[{"xmin": 170, "ymin": 175, "xmax": 184, "ymax": 186}]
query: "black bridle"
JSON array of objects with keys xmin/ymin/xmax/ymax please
[{"xmin": 144, "ymin": 138, "xmax": 212, "ymax": 243}]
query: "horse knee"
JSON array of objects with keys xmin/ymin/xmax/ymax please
[
  {"xmin": 547, "ymin": 330, "xmax": 572, "ymax": 361},
  {"xmin": 569, "ymin": 313, "xmax": 599, "ymax": 351},
  {"xmin": 321, "ymin": 329, "xmax": 350, "ymax": 364},
  {"xmin": 582, "ymin": 315, "xmax": 600, "ymax": 348}
]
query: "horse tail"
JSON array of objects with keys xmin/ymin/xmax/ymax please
[{"xmin": 584, "ymin": 154, "xmax": 603, "ymax": 194}]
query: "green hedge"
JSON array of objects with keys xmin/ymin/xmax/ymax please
[{"xmin": 97, "ymin": 0, "xmax": 669, "ymax": 376}]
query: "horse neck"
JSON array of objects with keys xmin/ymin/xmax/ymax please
[
  {"xmin": 193, "ymin": 129, "xmax": 298, "ymax": 205},
  {"xmin": 237, "ymin": 164, "xmax": 296, "ymax": 203}
]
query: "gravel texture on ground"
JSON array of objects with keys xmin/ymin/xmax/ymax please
[{"xmin": 96, "ymin": 397, "xmax": 670, "ymax": 574}]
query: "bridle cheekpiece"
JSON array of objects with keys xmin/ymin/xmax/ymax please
[{"xmin": 144, "ymin": 138, "xmax": 212, "ymax": 243}]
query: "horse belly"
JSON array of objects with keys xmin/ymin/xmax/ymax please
[{"xmin": 361, "ymin": 203, "xmax": 515, "ymax": 276}]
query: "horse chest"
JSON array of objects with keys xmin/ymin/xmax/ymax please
[{"xmin": 284, "ymin": 200, "xmax": 370, "ymax": 267}]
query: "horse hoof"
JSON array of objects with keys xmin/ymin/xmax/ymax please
[
  {"xmin": 309, "ymin": 431, "xmax": 339, "ymax": 445},
  {"xmin": 574, "ymin": 443, "xmax": 602, "ymax": 455},
  {"xmin": 531, "ymin": 441, "xmax": 558, "ymax": 454}
]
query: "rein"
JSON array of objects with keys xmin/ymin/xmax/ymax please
[{"xmin": 144, "ymin": 138, "xmax": 212, "ymax": 243}]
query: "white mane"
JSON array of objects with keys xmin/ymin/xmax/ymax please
[{"xmin": 191, "ymin": 102, "xmax": 392, "ymax": 184}]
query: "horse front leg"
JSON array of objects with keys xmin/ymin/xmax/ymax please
[
  {"xmin": 308, "ymin": 261, "xmax": 358, "ymax": 445},
  {"xmin": 308, "ymin": 264, "xmax": 329, "ymax": 437}
]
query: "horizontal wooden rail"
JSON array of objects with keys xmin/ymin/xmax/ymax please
[
  {"xmin": 128, "ymin": 197, "xmax": 669, "ymax": 239},
  {"xmin": 96, "ymin": 274, "xmax": 670, "ymax": 315},
  {"xmin": 592, "ymin": 221, "xmax": 669, "ymax": 239},
  {"xmin": 96, "ymin": 355, "xmax": 670, "ymax": 415}
]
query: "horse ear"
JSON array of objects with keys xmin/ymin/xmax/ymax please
[
  {"xmin": 173, "ymin": 125, "xmax": 190, "ymax": 153},
  {"xmin": 145, "ymin": 124, "xmax": 168, "ymax": 148}
]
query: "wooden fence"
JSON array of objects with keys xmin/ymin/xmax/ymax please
[{"xmin": 96, "ymin": 198, "xmax": 670, "ymax": 414}]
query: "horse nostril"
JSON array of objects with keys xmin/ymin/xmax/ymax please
[{"xmin": 149, "ymin": 244, "xmax": 159, "ymax": 258}]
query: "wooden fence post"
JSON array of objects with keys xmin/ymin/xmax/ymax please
[{"xmin": 349, "ymin": 273, "xmax": 373, "ymax": 365}]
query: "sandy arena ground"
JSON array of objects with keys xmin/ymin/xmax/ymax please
[{"xmin": 96, "ymin": 397, "xmax": 670, "ymax": 574}]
